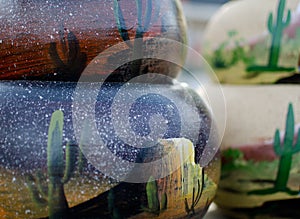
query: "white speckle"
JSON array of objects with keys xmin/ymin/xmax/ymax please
[
  {"xmin": 25, "ymin": 209, "xmax": 31, "ymax": 214},
  {"xmin": 12, "ymin": 177, "xmax": 16, "ymax": 182},
  {"xmin": 0, "ymin": 40, "xmax": 2, "ymax": 43},
  {"xmin": 69, "ymin": 12, "xmax": 73, "ymax": 16}
]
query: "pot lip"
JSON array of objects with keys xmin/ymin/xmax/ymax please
[{"xmin": 0, "ymin": 79, "xmax": 178, "ymax": 86}]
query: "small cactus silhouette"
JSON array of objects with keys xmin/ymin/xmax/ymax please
[
  {"xmin": 184, "ymin": 168, "xmax": 205, "ymax": 215},
  {"xmin": 49, "ymin": 29, "xmax": 87, "ymax": 81},
  {"xmin": 273, "ymin": 103, "xmax": 300, "ymax": 190},
  {"xmin": 26, "ymin": 110, "xmax": 78, "ymax": 219}
]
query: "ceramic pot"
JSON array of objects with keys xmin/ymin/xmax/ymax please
[
  {"xmin": 204, "ymin": 0, "xmax": 300, "ymax": 218},
  {"xmin": 0, "ymin": 0, "xmax": 187, "ymax": 81},
  {"xmin": 0, "ymin": 1, "xmax": 221, "ymax": 218},
  {"xmin": 0, "ymin": 80, "xmax": 220, "ymax": 218}
]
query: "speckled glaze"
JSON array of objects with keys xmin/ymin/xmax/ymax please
[
  {"xmin": 0, "ymin": 81, "xmax": 220, "ymax": 218},
  {"xmin": 0, "ymin": 1, "xmax": 220, "ymax": 218},
  {"xmin": 0, "ymin": 0, "xmax": 187, "ymax": 81}
]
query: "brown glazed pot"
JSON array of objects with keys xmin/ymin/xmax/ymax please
[{"xmin": 0, "ymin": 0, "xmax": 187, "ymax": 81}]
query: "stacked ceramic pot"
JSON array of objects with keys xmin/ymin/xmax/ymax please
[
  {"xmin": 0, "ymin": 0, "xmax": 220, "ymax": 218},
  {"xmin": 204, "ymin": 0, "xmax": 300, "ymax": 218}
]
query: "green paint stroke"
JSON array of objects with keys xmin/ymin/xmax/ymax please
[
  {"xmin": 145, "ymin": 176, "xmax": 160, "ymax": 215},
  {"xmin": 26, "ymin": 110, "xmax": 78, "ymax": 219},
  {"xmin": 249, "ymin": 103, "xmax": 300, "ymax": 195},
  {"xmin": 247, "ymin": 0, "xmax": 294, "ymax": 73},
  {"xmin": 143, "ymin": 176, "xmax": 168, "ymax": 215},
  {"xmin": 267, "ymin": 0, "xmax": 291, "ymax": 67},
  {"xmin": 273, "ymin": 103, "xmax": 300, "ymax": 190}
]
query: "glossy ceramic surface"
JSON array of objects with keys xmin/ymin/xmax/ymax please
[
  {"xmin": 0, "ymin": 0, "xmax": 187, "ymax": 81},
  {"xmin": 0, "ymin": 81, "xmax": 220, "ymax": 218}
]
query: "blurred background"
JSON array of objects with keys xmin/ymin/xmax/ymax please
[{"xmin": 181, "ymin": 0, "xmax": 230, "ymax": 53}]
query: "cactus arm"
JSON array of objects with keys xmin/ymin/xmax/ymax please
[
  {"xmin": 135, "ymin": 0, "xmax": 153, "ymax": 37},
  {"xmin": 58, "ymin": 28, "xmax": 67, "ymax": 57},
  {"xmin": 47, "ymin": 110, "xmax": 64, "ymax": 179},
  {"xmin": 67, "ymin": 32, "xmax": 79, "ymax": 66},
  {"xmin": 277, "ymin": 0, "xmax": 285, "ymax": 24},
  {"xmin": 25, "ymin": 174, "xmax": 48, "ymax": 208},
  {"xmin": 273, "ymin": 129, "xmax": 282, "ymax": 156},
  {"xmin": 143, "ymin": 0, "xmax": 153, "ymax": 32},
  {"xmin": 152, "ymin": 0, "xmax": 161, "ymax": 24},
  {"xmin": 292, "ymin": 128, "xmax": 300, "ymax": 153},
  {"xmin": 49, "ymin": 43, "xmax": 65, "ymax": 68},
  {"xmin": 62, "ymin": 142, "xmax": 76, "ymax": 184},
  {"xmin": 113, "ymin": 0, "xmax": 130, "ymax": 42},
  {"xmin": 160, "ymin": 193, "xmax": 167, "ymax": 211},
  {"xmin": 136, "ymin": 0, "xmax": 143, "ymax": 32},
  {"xmin": 195, "ymin": 168, "xmax": 205, "ymax": 206},
  {"xmin": 146, "ymin": 176, "xmax": 160, "ymax": 213},
  {"xmin": 284, "ymin": 103, "xmax": 294, "ymax": 149},
  {"xmin": 267, "ymin": 13, "xmax": 274, "ymax": 33},
  {"xmin": 284, "ymin": 9, "xmax": 291, "ymax": 27},
  {"xmin": 36, "ymin": 172, "xmax": 48, "ymax": 198},
  {"xmin": 277, "ymin": 0, "xmax": 291, "ymax": 27}
]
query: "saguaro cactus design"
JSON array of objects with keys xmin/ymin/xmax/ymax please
[
  {"xmin": 246, "ymin": 0, "xmax": 294, "ymax": 72},
  {"xmin": 267, "ymin": 0, "xmax": 291, "ymax": 67},
  {"xmin": 273, "ymin": 103, "xmax": 300, "ymax": 190},
  {"xmin": 26, "ymin": 110, "xmax": 77, "ymax": 219},
  {"xmin": 49, "ymin": 29, "xmax": 87, "ymax": 81},
  {"xmin": 249, "ymin": 103, "xmax": 300, "ymax": 195},
  {"xmin": 113, "ymin": 0, "xmax": 160, "ymax": 75}
]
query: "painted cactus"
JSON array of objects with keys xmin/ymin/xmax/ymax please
[
  {"xmin": 273, "ymin": 103, "xmax": 300, "ymax": 190},
  {"xmin": 267, "ymin": 0, "xmax": 291, "ymax": 67},
  {"xmin": 113, "ymin": 0, "xmax": 158, "ymax": 42},
  {"xmin": 144, "ymin": 176, "xmax": 168, "ymax": 215},
  {"xmin": 48, "ymin": 30, "xmax": 87, "ymax": 81},
  {"xmin": 113, "ymin": 0, "xmax": 160, "ymax": 75},
  {"xmin": 26, "ymin": 110, "xmax": 77, "ymax": 219},
  {"xmin": 146, "ymin": 176, "xmax": 160, "ymax": 214},
  {"xmin": 184, "ymin": 168, "xmax": 205, "ymax": 216},
  {"xmin": 108, "ymin": 190, "xmax": 122, "ymax": 219}
]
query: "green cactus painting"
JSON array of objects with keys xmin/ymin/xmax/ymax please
[
  {"xmin": 267, "ymin": 0, "xmax": 291, "ymax": 67},
  {"xmin": 247, "ymin": 0, "xmax": 294, "ymax": 72},
  {"xmin": 108, "ymin": 190, "xmax": 122, "ymax": 219},
  {"xmin": 248, "ymin": 103, "xmax": 300, "ymax": 195},
  {"xmin": 143, "ymin": 176, "xmax": 167, "ymax": 216},
  {"xmin": 273, "ymin": 103, "xmax": 300, "ymax": 190},
  {"xmin": 145, "ymin": 176, "xmax": 160, "ymax": 215},
  {"xmin": 113, "ymin": 0, "xmax": 159, "ymax": 75},
  {"xmin": 113, "ymin": 0, "xmax": 156, "ymax": 58},
  {"xmin": 26, "ymin": 110, "xmax": 78, "ymax": 219}
]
